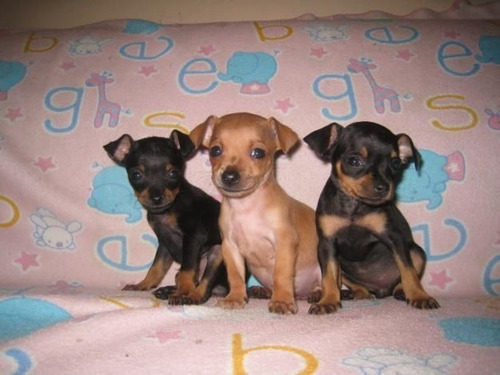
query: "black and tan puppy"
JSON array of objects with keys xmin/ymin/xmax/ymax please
[
  {"xmin": 104, "ymin": 132, "xmax": 225, "ymax": 305},
  {"xmin": 304, "ymin": 121, "xmax": 439, "ymax": 315}
]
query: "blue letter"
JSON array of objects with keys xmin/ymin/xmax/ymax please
[
  {"xmin": 119, "ymin": 36, "xmax": 174, "ymax": 60},
  {"xmin": 412, "ymin": 218, "xmax": 467, "ymax": 262},
  {"xmin": 178, "ymin": 58, "xmax": 218, "ymax": 94},
  {"xmin": 484, "ymin": 254, "xmax": 500, "ymax": 296},
  {"xmin": 437, "ymin": 41, "xmax": 481, "ymax": 76},
  {"xmin": 96, "ymin": 234, "xmax": 156, "ymax": 271},
  {"xmin": 365, "ymin": 25, "xmax": 419, "ymax": 44},
  {"xmin": 313, "ymin": 73, "xmax": 357, "ymax": 121},
  {"xmin": 44, "ymin": 87, "xmax": 83, "ymax": 133}
]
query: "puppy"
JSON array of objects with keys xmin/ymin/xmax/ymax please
[
  {"xmin": 304, "ymin": 121, "xmax": 439, "ymax": 315},
  {"xmin": 190, "ymin": 112, "xmax": 321, "ymax": 314},
  {"xmin": 104, "ymin": 131, "xmax": 225, "ymax": 305}
]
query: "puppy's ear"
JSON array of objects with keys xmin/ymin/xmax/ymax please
[
  {"xmin": 189, "ymin": 115, "xmax": 217, "ymax": 149},
  {"xmin": 171, "ymin": 130, "xmax": 195, "ymax": 158},
  {"xmin": 104, "ymin": 134, "xmax": 134, "ymax": 165},
  {"xmin": 303, "ymin": 123, "xmax": 343, "ymax": 160},
  {"xmin": 269, "ymin": 117, "xmax": 299, "ymax": 154},
  {"xmin": 397, "ymin": 134, "xmax": 422, "ymax": 171}
]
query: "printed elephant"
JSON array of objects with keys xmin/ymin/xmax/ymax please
[{"xmin": 218, "ymin": 51, "xmax": 277, "ymax": 94}]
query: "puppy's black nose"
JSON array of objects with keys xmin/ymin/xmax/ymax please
[
  {"xmin": 150, "ymin": 192, "xmax": 164, "ymax": 205},
  {"xmin": 222, "ymin": 170, "xmax": 240, "ymax": 186}
]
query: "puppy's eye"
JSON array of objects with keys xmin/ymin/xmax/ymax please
[
  {"xmin": 391, "ymin": 158, "xmax": 402, "ymax": 170},
  {"xmin": 346, "ymin": 156, "xmax": 364, "ymax": 168},
  {"xmin": 168, "ymin": 169, "xmax": 180, "ymax": 179},
  {"xmin": 250, "ymin": 148, "xmax": 266, "ymax": 159},
  {"xmin": 129, "ymin": 170, "xmax": 143, "ymax": 182},
  {"xmin": 209, "ymin": 146, "xmax": 222, "ymax": 157}
]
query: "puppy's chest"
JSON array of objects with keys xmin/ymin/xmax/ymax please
[
  {"xmin": 148, "ymin": 213, "xmax": 183, "ymax": 254},
  {"xmin": 228, "ymin": 210, "xmax": 276, "ymax": 261},
  {"xmin": 319, "ymin": 211, "xmax": 387, "ymax": 238}
]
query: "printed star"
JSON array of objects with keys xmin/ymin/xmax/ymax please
[
  {"xmin": 198, "ymin": 44, "xmax": 216, "ymax": 56},
  {"xmin": 4, "ymin": 107, "xmax": 22, "ymax": 122},
  {"xmin": 154, "ymin": 330, "xmax": 181, "ymax": 343},
  {"xmin": 444, "ymin": 31, "xmax": 460, "ymax": 39},
  {"xmin": 396, "ymin": 49, "xmax": 415, "ymax": 62},
  {"xmin": 428, "ymin": 270, "xmax": 453, "ymax": 290},
  {"xmin": 310, "ymin": 47, "xmax": 328, "ymax": 59},
  {"xmin": 34, "ymin": 156, "xmax": 56, "ymax": 172},
  {"xmin": 59, "ymin": 61, "xmax": 76, "ymax": 71},
  {"xmin": 274, "ymin": 98, "xmax": 295, "ymax": 114},
  {"xmin": 139, "ymin": 65, "xmax": 157, "ymax": 77},
  {"xmin": 15, "ymin": 251, "xmax": 39, "ymax": 271}
]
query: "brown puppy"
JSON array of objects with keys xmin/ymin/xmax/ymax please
[{"xmin": 190, "ymin": 113, "xmax": 321, "ymax": 314}]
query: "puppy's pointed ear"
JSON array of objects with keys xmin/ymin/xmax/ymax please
[
  {"xmin": 189, "ymin": 115, "xmax": 218, "ymax": 149},
  {"xmin": 104, "ymin": 134, "xmax": 134, "ymax": 165},
  {"xmin": 269, "ymin": 117, "xmax": 299, "ymax": 154},
  {"xmin": 171, "ymin": 130, "xmax": 195, "ymax": 158},
  {"xmin": 397, "ymin": 133, "xmax": 422, "ymax": 171},
  {"xmin": 303, "ymin": 123, "xmax": 343, "ymax": 160}
]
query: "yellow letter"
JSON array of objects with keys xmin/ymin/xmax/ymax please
[
  {"xmin": 24, "ymin": 32, "xmax": 59, "ymax": 53},
  {"xmin": 0, "ymin": 195, "xmax": 20, "ymax": 228},
  {"xmin": 143, "ymin": 111, "xmax": 189, "ymax": 134},
  {"xmin": 426, "ymin": 94, "xmax": 478, "ymax": 131},
  {"xmin": 232, "ymin": 333, "xmax": 318, "ymax": 375},
  {"xmin": 253, "ymin": 21, "xmax": 293, "ymax": 41}
]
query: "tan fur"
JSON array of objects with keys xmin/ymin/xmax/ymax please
[
  {"xmin": 172, "ymin": 270, "xmax": 197, "ymax": 297},
  {"xmin": 123, "ymin": 255, "xmax": 174, "ymax": 291},
  {"xmin": 393, "ymin": 253, "xmax": 435, "ymax": 308},
  {"xmin": 356, "ymin": 212, "xmax": 387, "ymax": 234},
  {"xmin": 319, "ymin": 214, "xmax": 350, "ymax": 238},
  {"xmin": 190, "ymin": 113, "xmax": 320, "ymax": 314}
]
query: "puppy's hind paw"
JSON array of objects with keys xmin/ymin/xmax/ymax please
[
  {"xmin": 308, "ymin": 301, "xmax": 342, "ymax": 315},
  {"xmin": 307, "ymin": 289, "xmax": 322, "ymax": 304},
  {"xmin": 248, "ymin": 286, "xmax": 272, "ymax": 299},
  {"xmin": 153, "ymin": 285, "xmax": 177, "ymax": 300}
]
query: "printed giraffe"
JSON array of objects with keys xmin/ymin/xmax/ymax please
[
  {"xmin": 85, "ymin": 72, "xmax": 121, "ymax": 128},
  {"xmin": 347, "ymin": 58, "xmax": 401, "ymax": 114}
]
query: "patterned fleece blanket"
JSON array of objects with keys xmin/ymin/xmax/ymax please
[{"xmin": 1, "ymin": 1, "xmax": 499, "ymax": 374}]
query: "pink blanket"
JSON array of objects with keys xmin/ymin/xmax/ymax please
[{"xmin": 1, "ymin": 1, "xmax": 500, "ymax": 373}]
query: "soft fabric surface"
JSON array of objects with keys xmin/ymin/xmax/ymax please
[
  {"xmin": 1, "ymin": 289, "xmax": 499, "ymax": 374},
  {"xmin": 1, "ymin": 1, "xmax": 500, "ymax": 373}
]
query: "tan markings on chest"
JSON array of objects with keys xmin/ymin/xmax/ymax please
[
  {"xmin": 318, "ymin": 212, "xmax": 387, "ymax": 237},
  {"xmin": 356, "ymin": 212, "xmax": 387, "ymax": 234},
  {"xmin": 318, "ymin": 215, "xmax": 350, "ymax": 237}
]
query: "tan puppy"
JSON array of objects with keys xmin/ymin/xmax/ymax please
[{"xmin": 190, "ymin": 112, "xmax": 321, "ymax": 314}]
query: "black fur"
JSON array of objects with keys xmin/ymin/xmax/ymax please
[{"xmin": 104, "ymin": 131, "xmax": 226, "ymax": 305}]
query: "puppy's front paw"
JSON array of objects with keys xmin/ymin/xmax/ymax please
[
  {"xmin": 308, "ymin": 301, "xmax": 342, "ymax": 315},
  {"xmin": 217, "ymin": 296, "xmax": 247, "ymax": 310},
  {"xmin": 394, "ymin": 289, "xmax": 440, "ymax": 309},
  {"xmin": 409, "ymin": 296, "xmax": 440, "ymax": 309},
  {"xmin": 268, "ymin": 300, "xmax": 298, "ymax": 314}
]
